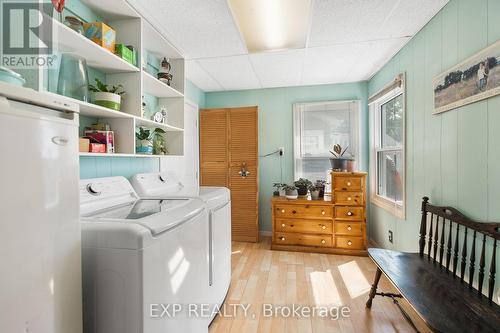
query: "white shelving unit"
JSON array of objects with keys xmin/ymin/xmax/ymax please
[
  {"xmin": 142, "ymin": 71, "xmax": 184, "ymax": 98},
  {"xmin": 37, "ymin": 0, "xmax": 186, "ymax": 157}
]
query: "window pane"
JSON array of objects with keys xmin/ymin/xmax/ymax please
[
  {"xmin": 381, "ymin": 94, "xmax": 403, "ymax": 148},
  {"xmin": 301, "ymin": 108, "xmax": 357, "ymax": 159},
  {"xmin": 297, "ymin": 158, "xmax": 332, "ymax": 183},
  {"xmin": 377, "ymin": 150, "xmax": 403, "ymax": 203}
]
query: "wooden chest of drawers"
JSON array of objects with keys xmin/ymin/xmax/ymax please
[{"xmin": 271, "ymin": 172, "xmax": 367, "ymax": 256}]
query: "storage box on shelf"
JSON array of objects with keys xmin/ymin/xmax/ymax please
[{"xmin": 271, "ymin": 172, "xmax": 367, "ymax": 255}]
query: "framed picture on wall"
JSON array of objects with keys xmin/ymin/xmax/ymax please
[{"xmin": 433, "ymin": 39, "xmax": 500, "ymax": 114}]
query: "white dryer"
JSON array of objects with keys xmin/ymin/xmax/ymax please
[
  {"xmin": 130, "ymin": 172, "xmax": 231, "ymax": 320},
  {"xmin": 80, "ymin": 176, "xmax": 209, "ymax": 333}
]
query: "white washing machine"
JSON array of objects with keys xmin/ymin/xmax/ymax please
[
  {"xmin": 130, "ymin": 172, "xmax": 231, "ymax": 321},
  {"xmin": 79, "ymin": 177, "xmax": 209, "ymax": 333}
]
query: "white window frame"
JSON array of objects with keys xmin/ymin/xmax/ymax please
[
  {"xmin": 369, "ymin": 75, "xmax": 406, "ymax": 219},
  {"xmin": 293, "ymin": 100, "xmax": 362, "ymax": 182}
]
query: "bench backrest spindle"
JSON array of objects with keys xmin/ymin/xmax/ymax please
[
  {"xmin": 420, "ymin": 196, "xmax": 500, "ymax": 303},
  {"xmin": 453, "ymin": 223, "xmax": 459, "ymax": 276}
]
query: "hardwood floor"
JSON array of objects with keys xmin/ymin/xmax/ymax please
[{"xmin": 209, "ymin": 237, "xmax": 430, "ymax": 333}]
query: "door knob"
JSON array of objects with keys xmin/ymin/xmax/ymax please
[{"xmin": 238, "ymin": 162, "xmax": 250, "ymax": 177}]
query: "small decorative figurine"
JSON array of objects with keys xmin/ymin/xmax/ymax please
[
  {"xmin": 152, "ymin": 106, "xmax": 167, "ymax": 124},
  {"xmin": 157, "ymin": 57, "xmax": 173, "ymax": 86}
]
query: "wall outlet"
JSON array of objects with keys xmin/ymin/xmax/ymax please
[
  {"xmin": 278, "ymin": 147, "xmax": 284, "ymax": 156},
  {"xmin": 388, "ymin": 230, "xmax": 393, "ymax": 243}
]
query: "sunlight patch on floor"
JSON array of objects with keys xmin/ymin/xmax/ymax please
[
  {"xmin": 310, "ymin": 269, "xmax": 342, "ymax": 306},
  {"xmin": 338, "ymin": 260, "xmax": 371, "ymax": 299}
]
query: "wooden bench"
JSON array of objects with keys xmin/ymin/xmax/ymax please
[{"xmin": 366, "ymin": 197, "xmax": 500, "ymax": 333}]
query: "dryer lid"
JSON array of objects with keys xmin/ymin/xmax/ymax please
[{"xmin": 82, "ymin": 198, "xmax": 205, "ymax": 235}]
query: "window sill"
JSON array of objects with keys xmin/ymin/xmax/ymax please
[{"xmin": 370, "ymin": 194, "xmax": 405, "ymax": 219}]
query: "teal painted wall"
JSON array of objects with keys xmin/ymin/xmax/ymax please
[
  {"xmin": 186, "ymin": 80, "xmax": 206, "ymax": 107},
  {"xmin": 205, "ymin": 82, "xmax": 369, "ymax": 232},
  {"xmin": 367, "ymin": 0, "xmax": 500, "ymax": 253}
]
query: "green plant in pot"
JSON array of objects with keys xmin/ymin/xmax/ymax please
[
  {"xmin": 315, "ymin": 180, "xmax": 326, "ymax": 198},
  {"xmin": 89, "ymin": 78, "xmax": 125, "ymax": 111},
  {"xmin": 329, "ymin": 144, "xmax": 355, "ymax": 172},
  {"xmin": 273, "ymin": 183, "xmax": 286, "ymax": 197},
  {"xmin": 136, "ymin": 126, "xmax": 166, "ymax": 155},
  {"xmin": 294, "ymin": 178, "xmax": 312, "ymax": 196},
  {"xmin": 309, "ymin": 184, "xmax": 320, "ymax": 200},
  {"xmin": 283, "ymin": 184, "xmax": 298, "ymax": 200}
]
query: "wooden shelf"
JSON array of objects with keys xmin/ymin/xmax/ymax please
[
  {"xmin": 51, "ymin": 18, "xmax": 139, "ymax": 74},
  {"xmin": 79, "ymin": 153, "xmax": 163, "ymax": 158},
  {"xmin": 142, "ymin": 71, "xmax": 184, "ymax": 98},
  {"xmin": 135, "ymin": 117, "xmax": 183, "ymax": 132}
]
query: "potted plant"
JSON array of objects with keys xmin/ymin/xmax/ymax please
[
  {"xmin": 136, "ymin": 126, "xmax": 166, "ymax": 155},
  {"xmin": 283, "ymin": 184, "xmax": 298, "ymax": 200},
  {"xmin": 315, "ymin": 180, "xmax": 326, "ymax": 198},
  {"xmin": 294, "ymin": 178, "xmax": 312, "ymax": 196},
  {"xmin": 329, "ymin": 144, "xmax": 355, "ymax": 171},
  {"xmin": 88, "ymin": 78, "xmax": 125, "ymax": 111},
  {"xmin": 309, "ymin": 184, "xmax": 320, "ymax": 200},
  {"xmin": 273, "ymin": 183, "xmax": 286, "ymax": 197}
]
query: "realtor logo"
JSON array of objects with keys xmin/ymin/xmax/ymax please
[{"xmin": 1, "ymin": 1, "xmax": 56, "ymax": 68}]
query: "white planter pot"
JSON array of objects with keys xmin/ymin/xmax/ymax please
[{"xmin": 92, "ymin": 92, "xmax": 121, "ymax": 111}]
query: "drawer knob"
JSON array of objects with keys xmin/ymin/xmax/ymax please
[
  {"xmin": 347, "ymin": 182, "xmax": 351, "ymax": 186},
  {"xmin": 322, "ymin": 225, "xmax": 326, "ymax": 230},
  {"xmin": 321, "ymin": 239, "xmax": 326, "ymax": 244},
  {"xmin": 347, "ymin": 211, "xmax": 353, "ymax": 216},
  {"xmin": 347, "ymin": 197, "xmax": 352, "ymax": 201},
  {"xmin": 292, "ymin": 210, "xmax": 297, "ymax": 214},
  {"xmin": 347, "ymin": 240, "xmax": 352, "ymax": 246},
  {"xmin": 321, "ymin": 210, "xmax": 325, "ymax": 215},
  {"xmin": 347, "ymin": 226, "xmax": 352, "ymax": 231},
  {"xmin": 279, "ymin": 237, "xmax": 285, "ymax": 241},
  {"xmin": 281, "ymin": 209, "xmax": 285, "ymax": 213},
  {"xmin": 281, "ymin": 223, "xmax": 286, "ymax": 227}
]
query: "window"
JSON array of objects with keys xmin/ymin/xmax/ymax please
[
  {"xmin": 293, "ymin": 101, "xmax": 360, "ymax": 183},
  {"xmin": 369, "ymin": 74, "xmax": 405, "ymax": 218}
]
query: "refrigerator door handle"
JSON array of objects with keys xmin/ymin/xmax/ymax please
[{"xmin": 52, "ymin": 136, "xmax": 69, "ymax": 146}]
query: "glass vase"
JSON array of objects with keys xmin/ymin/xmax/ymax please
[{"xmin": 57, "ymin": 53, "xmax": 89, "ymax": 102}]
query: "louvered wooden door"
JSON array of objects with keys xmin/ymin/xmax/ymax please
[
  {"xmin": 200, "ymin": 106, "xmax": 259, "ymax": 242},
  {"xmin": 200, "ymin": 108, "xmax": 228, "ymax": 186}
]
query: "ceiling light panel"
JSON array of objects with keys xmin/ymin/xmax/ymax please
[{"xmin": 228, "ymin": 0, "xmax": 312, "ymax": 53}]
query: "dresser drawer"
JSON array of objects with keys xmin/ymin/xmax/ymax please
[
  {"xmin": 274, "ymin": 204, "xmax": 333, "ymax": 219},
  {"xmin": 275, "ymin": 232, "xmax": 332, "ymax": 247},
  {"xmin": 276, "ymin": 219, "xmax": 332, "ymax": 234},
  {"xmin": 335, "ymin": 236, "xmax": 364, "ymax": 249},
  {"xmin": 335, "ymin": 222, "xmax": 363, "ymax": 236},
  {"xmin": 333, "ymin": 191, "xmax": 364, "ymax": 206},
  {"xmin": 333, "ymin": 176, "xmax": 362, "ymax": 191},
  {"xmin": 335, "ymin": 206, "xmax": 364, "ymax": 220}
]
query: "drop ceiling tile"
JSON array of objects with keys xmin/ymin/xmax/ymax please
[
  {"xmin": 129, "ymin": 0, "xmax": 246, "ymax": 58},
  {"xmin": 249, "ymin": 49, "xmax": 305, "ymax": 88},
  {"xmin": 301, "ymin": 44, "xmax": 363, "ymax": 85},
  {"xmin": 346, "ymin": 38, "xmax": 411, "ymax": 82},
  {"xmin": 377, "ymin": 0, "xmax": 449, "ymax": 39},
  {"xmin": 185, "ymin": 60, "xmax": 223, "ymax": 92},
  {"xmin": 308, "ymin": 0, "xmax": 400, "ymax": 46},
  {"xmin": 197, "ymin": 55, "xmax": 261, "ymax": 91}
]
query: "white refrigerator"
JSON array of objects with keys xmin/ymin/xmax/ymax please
[{"xmin": 0, "ymin": 83, "xmax": 82, "ymax": 333}]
